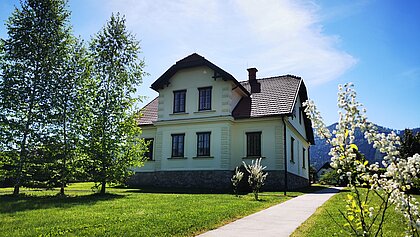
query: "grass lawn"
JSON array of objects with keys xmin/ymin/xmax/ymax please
[
  {"xmin": 291, "ymin": 188, "xmax": 418, "ymax": 237},
  {"xmin": 0, "ymin": 183, "xmax": 323, "ymax": 237}
]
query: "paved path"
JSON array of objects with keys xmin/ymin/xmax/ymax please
[{"xmin": 198, "ymin": 187, "xmax": 341, "ymax": 237}]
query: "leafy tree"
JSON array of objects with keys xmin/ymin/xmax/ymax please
[
  {"xmin": 0, "ymin": 0, "xmax": 75, "ymax": 195},
  {"xmin": 399, "ymin": 129, "xmax": 420, "ymax": 159},
  {"xmin": 399, "ymin": 129, "xmax": 420, "ymax": 192},
  {"xmin": 86, "ymin": 13, "xmax": 146, "ymax": 194},
  {"xmin": 48, "ymin": 38, "xmax": 91, "ymax": 195}
]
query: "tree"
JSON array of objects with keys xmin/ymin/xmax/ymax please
[
  {"xmin": 86, "ymin": 13, "xmax": 146, "ymax": 194},
  {"xmin": 399, "ymin": 129, "xmax": 420, "ymax": 159},
  {"xmin": 48, "ymin": 38, "xmax": 91, "ymax": 195},
  {"xmin": 399, "ymin": 129, "xmax": 420, "ymax": 192},
  {"xmin": 0, "ymin": 0, "xmax": 74, "ymax": 195},
  {"xmin": 304, "ymin": 83, "xmax": 420, "ymax": 236}
]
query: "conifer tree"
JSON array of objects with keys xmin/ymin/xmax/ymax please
[{"xmin": 87, "ymin": 13, "xmax": 146, "ymax": 194}]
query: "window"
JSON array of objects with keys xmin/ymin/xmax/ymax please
[
  {"xmin": 302, "ymin": 147, "xmax": 306, "ymax": 168},
  {"xmin": 198, "ymin": 87, "xmax": 212, "ymax": 111},
  {"xmin": 246, "ymin": 132, "xmax": 261, "ymax": 157},
  {"xmin": 290, "ymin": 137, "xmax": 295, "ymax": 162},
  {"xmin": 197, "ymin": 132, "xmax": 211, "ymax": 156},
  {"xmin": 173, "ymin": 90, "xmax": 186, "ymax": 113},
  {"xmin": 144, "ymin": 138, "xmax": 154, "ymax": 160},
  {"xmin": 171, "ymin": 134, "xmax": 185, "ymax": 157}
]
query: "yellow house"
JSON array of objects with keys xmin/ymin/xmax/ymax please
[{"xmin": 130, "ymin": 53, "xmax": 314, "ymax": 191}]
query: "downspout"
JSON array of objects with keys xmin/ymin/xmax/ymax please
[{"xmin": 282, "ymin": 116, "xmax": 288, "ymax": 195}]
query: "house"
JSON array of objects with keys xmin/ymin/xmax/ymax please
[{"xmin": 129, "ymin": 53, "xmax": 314, "ymax": 191}]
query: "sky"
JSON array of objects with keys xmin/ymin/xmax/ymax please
[{"xmin": 0, "ymin": 0, "xmax": 419, "ymax": 130}]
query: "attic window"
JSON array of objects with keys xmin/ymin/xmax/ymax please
[
  {"xmin": 173, "ymin": 90, "xmax": 186, "ymax": 113},
  {"xmin": 198, "ymin": 87, "xmax": 212, "ymax": 111}
]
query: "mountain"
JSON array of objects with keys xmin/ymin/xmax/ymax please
[{"xmin": 310, "ymin": 123, "xmax": 420, "ymax": 170}]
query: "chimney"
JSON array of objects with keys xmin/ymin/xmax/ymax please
[{"xmin": 247, "ymin": 68, "xmax": 260, "ymax": 93}]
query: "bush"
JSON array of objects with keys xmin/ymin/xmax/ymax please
[{"xmin": 243, "ymin": 158, "xmax": 268, "ymax": 201}]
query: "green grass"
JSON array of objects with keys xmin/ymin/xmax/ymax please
[
  {"xmin": 291, "ymin": 188, "xmax": 417, "ymax": 237},
  {"xmin": 0, "ymin": 183, "xmax": 323, "ymax": 237}
]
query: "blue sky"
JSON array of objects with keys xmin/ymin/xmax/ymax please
[{"xmin": 1, "ymin": 0, "xmax": 419, "ymax": 129}]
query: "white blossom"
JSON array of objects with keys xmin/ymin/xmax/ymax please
[{"xmin": 304, "ymin": 83, "xmax": 420, "ymax": 235}]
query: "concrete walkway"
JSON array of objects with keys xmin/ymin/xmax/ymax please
[{"xmin": 198, "ymin": 187, "xmax": 341, "ymax": 237}]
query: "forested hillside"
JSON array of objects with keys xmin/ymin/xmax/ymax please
[{"xmin": 310, "ymin": 123, "xmax": 420, "ymax": 170}]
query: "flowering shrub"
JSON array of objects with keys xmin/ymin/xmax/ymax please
[
  {"xmin": 304, "ymin": 83, "xmax": 420, "ymax": 236},
  {"xmin": 243, "ymin": 158, "xmax": 268, "ymax": 201},
  {"xmin": 231, "ymin": 167, "xmax": 244, "ymax": 197}
]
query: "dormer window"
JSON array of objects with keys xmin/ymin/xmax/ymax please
[
  {"xmin": 173, "ymin": 90, "xmax": 186, "ymax": 113},
  {"xmin": 198, "ymin": 87, "xmax": 212, "ymax": 111}
]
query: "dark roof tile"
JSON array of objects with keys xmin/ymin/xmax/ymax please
[{"xmin": 232, "ymin": 75, "xmax": 301, "ymax": 118}]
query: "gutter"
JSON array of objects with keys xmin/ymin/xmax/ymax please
[{"xmin": 282, "ymin": 116, "xmax": 288, "ymax": 195}]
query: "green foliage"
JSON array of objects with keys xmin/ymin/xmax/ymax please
[
  {"xmin": 0, "ymin": 0, "xmax": 75, "ymax": 194},
  {"xmin": 0, "ymin": 2, "xmax": 147, "ymax": 196},
  {"xmin": 291, "ymin": 189, "xmax": 413, "ymax": 237},
  {"xmin": 399, "ymin": 129, "xmax": 420, "ymax": 192},
  {"xmin": 399, "ymin": 129, "xmax": 420, "ymax": 159},
  {"xmin": 84, "ymin": 13, "xmax": 147, "ymax": 193},
  {"xmin": 319, "ymin": 169, "xmax": 346, "ymax": 186}
]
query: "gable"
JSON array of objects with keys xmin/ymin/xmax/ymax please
[{"xmin": 151, "ymin": 53, "xmax": 249, "ymax": 96}]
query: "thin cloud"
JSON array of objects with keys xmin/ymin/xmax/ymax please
[{"xmin": 101, "ymin": 0, "xmax": 356, "ymax": 85}]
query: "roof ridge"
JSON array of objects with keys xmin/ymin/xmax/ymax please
[{"xmin": 240, "ymin": 74, "xmax": 302, "ymax": 84}]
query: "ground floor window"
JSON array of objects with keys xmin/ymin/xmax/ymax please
[
  {"xmin": 196, "ymin": 132, "xmax": 211, "ymax": 156},
  {"xmin": 246, "ymin": 132, "xmax": 261, "ymax": 157},
  {"xmin": 291, "ymin": 137, "xmax": 295, "ymax": 162},
  {"xmin": 302, "ymin": 147, "xmax": 306, "ymax": 168},
  {"xmin": 171, "ymin": 134, "xmax": 185, "ymax": 157},
  {"xmin": 144, "ymin": 138, "xmax": 154, "ymax": 160}
]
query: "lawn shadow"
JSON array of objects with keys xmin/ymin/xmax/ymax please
[
  {"xmin": 117, "ymin": 186, "xmax": 230, "ymax": 194},
  {"xmin": 0, "ymin": 193, "xmax": 124, "ymax": 214}
]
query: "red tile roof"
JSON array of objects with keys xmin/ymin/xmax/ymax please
[{"xmin": 137, "ymin": 97, "xmax": 158, "ymax": 126}]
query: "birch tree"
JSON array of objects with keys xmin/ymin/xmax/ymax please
[
  {"xmin": 86, "ymin": 13, "xmax": 146, "ymax": 194},
  {"xmin": 0, "ymin": 0, "xmax": 74, "ymax": 195}
]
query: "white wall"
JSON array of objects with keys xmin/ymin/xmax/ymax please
[
  {"xmin": 137, "ymin": 66, "xmax": 310, "ymax": 180},
  {"xmin": 289, "ymin": 95, "xmax": 307, "ymax": 138},
  {"xmin": 285, "ymin": 120, "xmax": 310, "ymax": 179},
  {"xmin": 231, "ymin": 118, "xmax": 284, "ymax": 171},
  {"xmin": 156, "ymin": 66, "xmax": 238, "ymax": 121}
]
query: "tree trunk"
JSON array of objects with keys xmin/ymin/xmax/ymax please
[
  {"xmin": 60, "ymin": 184, "xmax": 65, "ymax": 196},
  {"xmin": 13, "ymin": 185, "xmax": 20, "ymax": 195},
  {"xmin": 100, "ymin": 181, "xmax": 106, "ymax": 194},
  {"xmin": 60, "ymin": 98, "xmax": 68, "ymax": 197}
]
